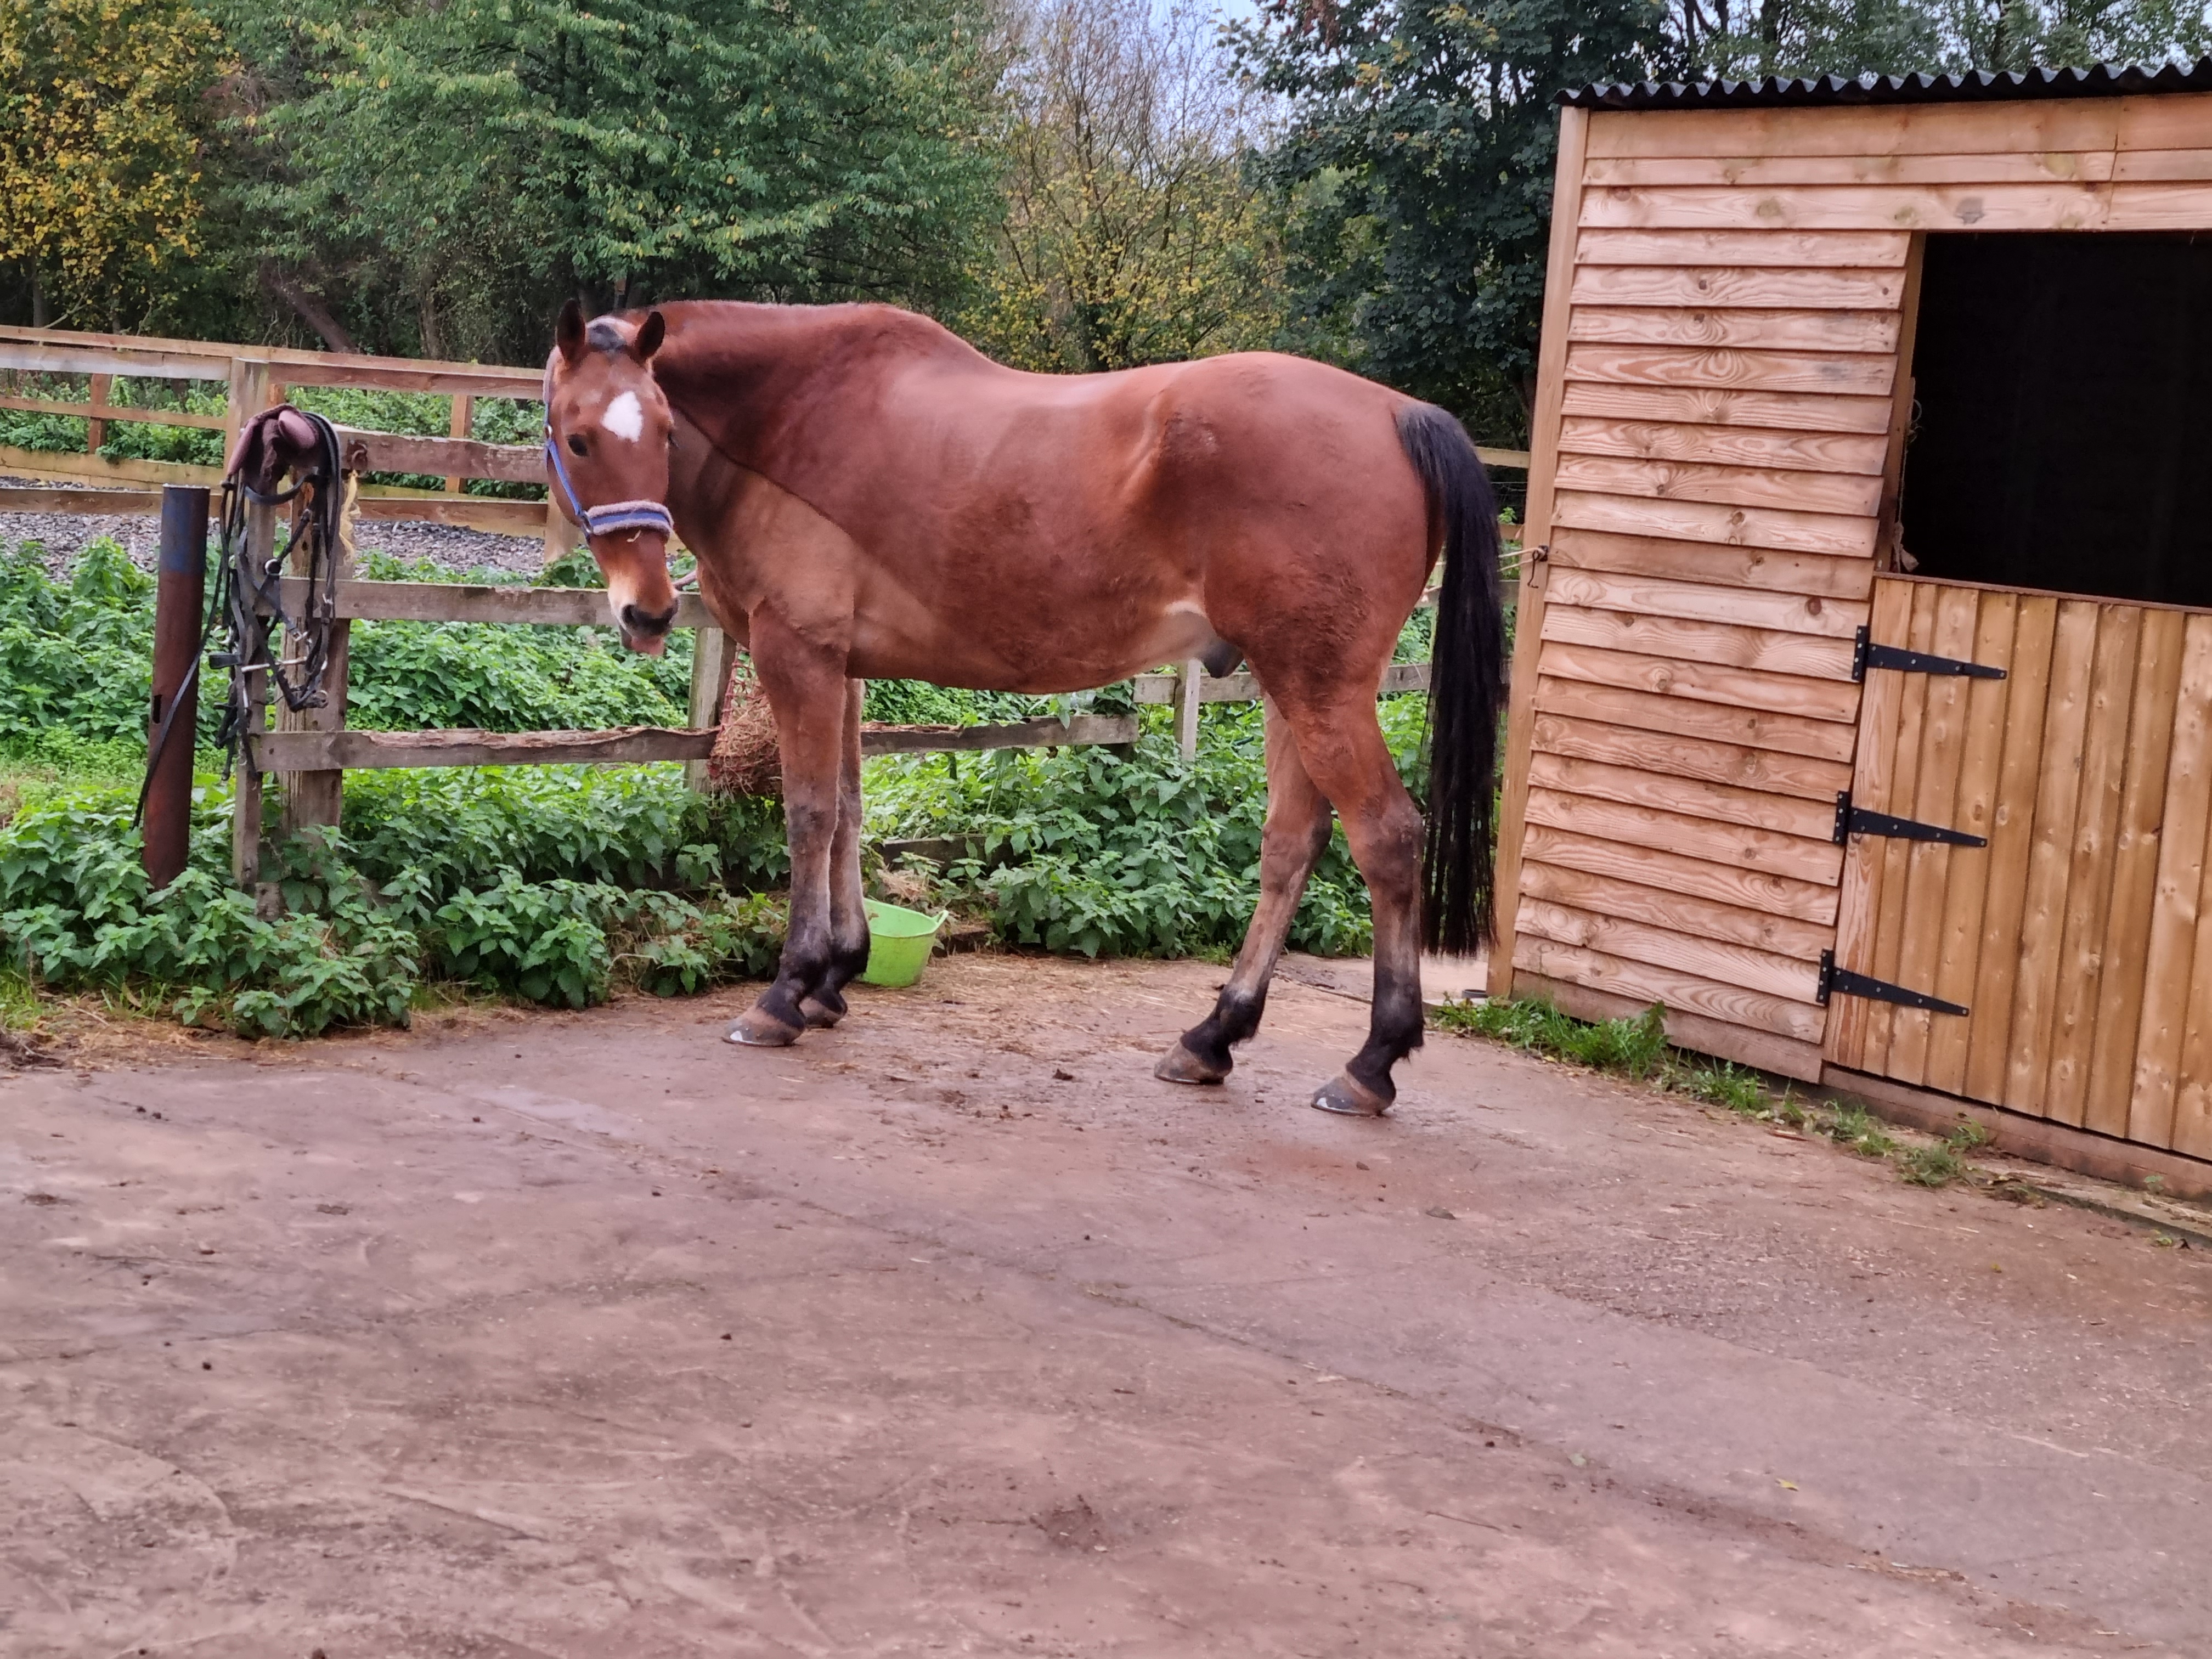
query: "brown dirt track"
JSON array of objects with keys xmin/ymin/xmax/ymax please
[{"xmin": 4, "ymin": 955, "xmax": 2209, "ymax": 1656}]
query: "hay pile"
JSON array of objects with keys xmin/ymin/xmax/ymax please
[{"xmin": 706, "ymin": 654, "xmax": 782, "ymax": 798}]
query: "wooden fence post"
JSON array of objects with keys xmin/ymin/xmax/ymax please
[
  {"xmin": 222, "ymin": 356, "xmax": 268, "ymax": 466},
  {"xmin": 276, "ymin": 487, "xmax": 353, "ymax": 843},
  {"xmin": 543, "ymin": 499, "xmax": 580, "ymax": 567},
  {"xmin": 1176, "ymin": 658, "xmax": 1203, "ymax": 759},
  {"xmin": 686, "ymin": 624, "xmax": 733, "ymax": 792},
  {"xmin": 445, "ymin": 393, "xmax": 472, "ymax": 493},
  {"xmin": 86, "ymin": 373, "xmax": 110, "ymax": 452}
]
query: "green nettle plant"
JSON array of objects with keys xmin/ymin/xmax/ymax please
[
  {"xmin": 0, "ymin": 775, "xmax": 793, "ymax": 1036},
  {"xmin": 866, "ymin": 697, "xmax": 1430, "ymax": 959}
]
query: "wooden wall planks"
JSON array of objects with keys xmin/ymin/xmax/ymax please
[
  {"xmin": 1567, "ymin": 263, "xmax": 1907, "ymax": 308},
  {"xmin": 1566, "ymin": 304, "xmax": 1903, "ymax": 353},
  {"xmin": 1548, "ymin": 528, "xmax": 1876, "ymax": 601},
  {"xmin": 1556, "ymin": 415, "xmax": 1891, "ymax": 476},
  {"xmin": 1554, "ymin": 450, "xmax": 1883, "ymax": 515},
  {"xmin": 1558, "ymin": 382, "xmax": 1895, "ymax": 434},
  {"xmin": 1493, "ymin": 92, "xmax": 2212, "ymax": 1118},
  {"xmin": 1541, "ymin": 603, "xmax": 1860, "ymax": 679},
  {"xmin": 1827, "ymin": 581, "xmax": 2212, "ymax": 1149}
]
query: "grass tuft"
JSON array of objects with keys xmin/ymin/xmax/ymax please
[{"xmin": 1436, "ymin": 996, "xmax": 1989, "ymax": 1190}]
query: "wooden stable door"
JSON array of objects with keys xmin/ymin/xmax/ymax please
[{"xmin": 1827, "ymin": 578, "xmax": 2212, "ymax": 1155}]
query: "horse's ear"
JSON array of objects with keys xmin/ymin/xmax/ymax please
[
  {"xmin": 556, "ymin": 298, "xmax": 588, "ymax": 366},
  {"xmin": 634, "ymin": 309, "xmax": 666, "ymax": 362}
]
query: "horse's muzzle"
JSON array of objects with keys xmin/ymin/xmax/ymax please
[{"xmin": 618, "ymin": 599, "xmax": 679, "ymax": 653}]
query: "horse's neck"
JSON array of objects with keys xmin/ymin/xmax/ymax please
[{"xmin": 657, "ymin": 303, "xmax": 960, "ymax": 476}]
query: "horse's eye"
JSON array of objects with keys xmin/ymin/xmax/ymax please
[{"xmin": 566, "ymin": 433, "xmax": 588, "ymax": 457}]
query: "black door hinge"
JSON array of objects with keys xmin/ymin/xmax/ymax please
[
  {"xmin": 1818, "ymin": 951, "xmax": 1970, "ymax": 1015},
  {"xmin": 1832, "ymin": 791, "xmax": 1987, "ymax": 847},
  {"xmin": 1852, "ymin": 626, "xmax": 2009, "ymax": 684}
]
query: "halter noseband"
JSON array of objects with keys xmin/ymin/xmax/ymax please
[{"xmin": 543, "ymin": 427, "xmax": 677, "ymax": 540}]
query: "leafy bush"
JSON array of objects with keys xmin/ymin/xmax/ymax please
[
  {"xmin": 0, "ymin": 768, "xmax": 787, "ymax": 1037},
  {"xmin": 864, "ymin": 698, "xmax": 1428, "ymax": 958},
  {"xmin": 0, "ymin": 539, "xmax": 692, "ymax": 743},
  {"xmin": 0, "ymin": 539, "xmax": 161, "ymax": 743},
  {"xmin": 1, "ymin": 795, "xmax": 417, "ymax": 1037}
]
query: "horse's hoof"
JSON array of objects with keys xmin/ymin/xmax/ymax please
[
  {"xmin": 727, "ymin": 1006, "xmax": 804, "ymax": 1047},
  {"xmin": 1154, "ymin": 1040, "xmax": 1230, "ymax": 1086},
  {"xmin": 1310, "ymin": 1071, "xmax": 1391, "ymax": 1117},
  {"xmin": 799, "ymin": 995, "xmax": 846, "ymax": 1029}
]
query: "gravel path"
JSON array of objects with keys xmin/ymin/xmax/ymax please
[{"xmin": 1, "ymin": 483, "xmax": 546, "ymax": 578}]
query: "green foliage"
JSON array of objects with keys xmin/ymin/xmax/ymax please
[
  {"xmin": 865, "ymin": 699, "xmax": 1426, "ymax": 957},
  {"xmin": 1822, "ymin": 1103, "xmax": 1901, "ymax": 1160},
  {"xmin": 1434, "ymin": 994, "xmax": 1995, "ymax": 1187},
  {"xmin": 1666, "ymin": 1056, "xmax": 1771, "ymax": 1113},
  {"xmin": 0, "ymin": 539, "xmax": 692, "ymax": 744},
  {"xmin": 861, "ymin": 678, "xmax": 1047, "ymax": 725},
  {"xmin": 0, "ymin": 538, "xmax": 162, "ymax": 743},
  {"xmin": 0, "ymin": 0, "xmax": 225, "ymax": 328},
  {"xmin": 1, "ymin": 796, "xmax": 419, "ymax": 1037},
  {"xmin": 1947, "ymin": 1118, "xmax": 1995, "ymax": 1151},
  {"xmin": 963, "ymin": 0, "xmax": 1285, "ymax": 372},
  {"xmin": 1900, "ymin": 1141, "xmax": 1971, "ymax": 1187},
  {"xmin": 1434, "ymin": 993, "xmax": 1672, "ymax": 1077},
  {"xmin": 1232, "ymin": 0, "xmax": 1674, "ymax": 428},
  {"xmin": 212, "ymin": 0, "xmax": 1006, "ymax": 362},
  {"xmin": 336, "ymin": 764, "xmax": 788, "ymax": 895},
  {"xmin": 0, "ymin": 768, "xmax": 788, "ymax": 1037}
]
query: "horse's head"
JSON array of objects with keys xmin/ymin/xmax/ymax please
[{"xmin": 544, "ymin": 300, "xmax": 680, "ymax": 654}]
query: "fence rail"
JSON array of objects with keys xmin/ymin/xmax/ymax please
[{"xmin": 0, "ymin": 324, "xmax": 566, "ymax": 549}]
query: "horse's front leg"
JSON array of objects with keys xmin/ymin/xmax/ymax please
[
  {"xmin": 798, "ymin": 677, "xmax": 870, "ymax": 1028},
  {"xmin": 728, "ymin": 621, "xmax": 851, "ymax": 1047}
]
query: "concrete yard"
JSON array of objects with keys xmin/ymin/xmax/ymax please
[{"xmin": 3, "ymin": 955, "xmax": 2207, "ymax": 1656}]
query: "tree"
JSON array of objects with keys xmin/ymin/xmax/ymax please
[
  {"xmin": 1673, "ymin": 0, "xmax": 1946, "ymax": 77},
  {"xmin": 964, "ymin": 0, "xmax": 1284, "ymax": 373},
  {"xmin": 0, "ymin": 0, "xmax": 225, "ymax": 328},
  {"xmin": 1671, "ymin": 0, "xmax": 2211, "ymax": 79},
  {"xmin": 1231, "ymin": 0, "xmax": 1675, "ymax": 435},
  {"xmin": 218, "ymin": 0, "xmax": 1006, "ymax": 362}
]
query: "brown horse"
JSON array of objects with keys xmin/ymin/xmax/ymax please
[{"xmin": 543, "ymin": 300, "xmax": 1504, "ymax": 1116}]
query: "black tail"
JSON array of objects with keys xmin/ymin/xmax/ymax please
[{"xmin": 1397, "ymin": 403, "xmax": 1507, "ymax": 957}]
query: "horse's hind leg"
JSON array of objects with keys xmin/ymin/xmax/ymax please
[
  {"xmin": 799, "ymin": 678, "xmax": 871, "ymax": 1028},
  {"xmin": 1158, "ymin": 696, "xmax": 1331, "ymax": 1085},
  {"xmin": 1278, "ymin": 697, "xmax": 1426, "ymax": 1116}
]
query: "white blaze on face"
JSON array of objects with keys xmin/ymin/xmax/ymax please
[{"xmin": 602, "ymin": 390, "xmax": 645, "ymax": 443}]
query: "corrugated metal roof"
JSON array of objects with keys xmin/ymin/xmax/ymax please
[{"xmin": 1559, "ymin": 58, "xmax": 2212, "ymax": 111}]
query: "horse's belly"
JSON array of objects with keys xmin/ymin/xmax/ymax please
[{"xmin": 848, "ymin": 594, "xmax": 1227, "ymax": 694}]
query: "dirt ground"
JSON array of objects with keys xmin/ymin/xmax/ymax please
[{"xmin": 4, "ymin": 955, "xmax": 2209, "ymax": 1657}]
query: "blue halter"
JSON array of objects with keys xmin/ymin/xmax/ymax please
[{"xmin": 543, "ymin": 427, "xmax": 677, "ymax": 540}]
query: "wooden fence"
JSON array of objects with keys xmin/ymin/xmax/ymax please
[{"xmin": 2, "ymin": 325, "xmax": 1522, "ymax": 887}]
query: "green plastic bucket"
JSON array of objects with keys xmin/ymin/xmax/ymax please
[{"xmin": 859, "ymin": 899, "xmax": 947, "ymax": 988}]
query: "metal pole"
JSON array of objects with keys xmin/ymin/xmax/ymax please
[{"xmin": 144, "ymin": 485, "xmax": 209, "ymax": 888}]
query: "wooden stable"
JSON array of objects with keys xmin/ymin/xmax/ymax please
[{"xmin": 1492, "ymin": 65, "xmax": 2212, "ymax": 1165}]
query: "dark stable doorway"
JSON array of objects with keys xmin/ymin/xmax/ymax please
[{"xmin": 1900, "ymin": 231, "xmax": 2212, "ymax": 610}]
